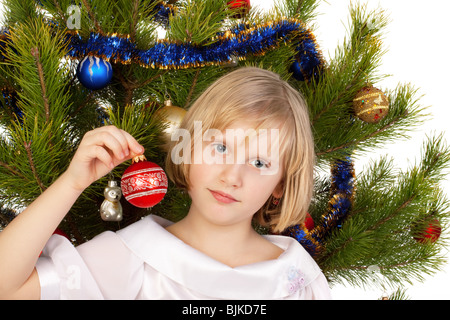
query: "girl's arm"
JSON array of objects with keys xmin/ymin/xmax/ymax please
[{"xmin": 0, "ymin": 126, "xmax": 144, "ymax": 299}]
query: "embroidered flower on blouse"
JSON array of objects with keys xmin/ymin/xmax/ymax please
[{"xmin": 287, "ymin": 266, "xmax": 305, "ymax": 294}]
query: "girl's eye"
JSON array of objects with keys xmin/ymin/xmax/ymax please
[
  {"xmin": 214, "ymin": 143, "xmax": 227, "ymax": 154},
  {"xmin": 250, "ymin": 159, "xmax": 269, "ymax": 169}
]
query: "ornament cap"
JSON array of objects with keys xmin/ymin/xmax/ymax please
[
  {"xmin": 132, "ymin": 154, "xmax": 147, "ymax": 164},
  {"xmin": 164, "ymin": 99, "xmax": 172, "ymax": 107},
  {"xmin": 108, "ymin": 180, "xmax": 119, "ymax": 187}
]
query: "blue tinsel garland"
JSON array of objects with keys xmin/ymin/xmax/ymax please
[
  {"xmin": 62, "ymin": 17, "xmax": 323, "ymax": 80},
  {"xmin": 283, "ymin": 158, "xmax": 355, "ymax": 257},
  {"xmin": 2, "ymin": 2, "xmax": 324, "ymax": 78}
]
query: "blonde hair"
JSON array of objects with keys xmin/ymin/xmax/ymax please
[{"xmin": 165, "ymin": 67, "xmax": 315, "ymax": 233}]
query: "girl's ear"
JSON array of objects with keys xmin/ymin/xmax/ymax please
[{"xmin": 272, "ymin": 180, "xmax": 284, "ymax": 199}]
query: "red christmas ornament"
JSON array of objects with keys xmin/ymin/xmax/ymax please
[
  {"xmin": 227, "ymin": 0, "xmax": 250, "ymax": 18},
  {"xmin": 304, "ymin": 213, "xmax": 314, "ymax": 231},
  {"xmin": 413, "ymin": 218, "xmax": 442, "ymax": 244},
  {"xmin": 121, "ymin": 155, "xmax": 168, "ymax": 208}
]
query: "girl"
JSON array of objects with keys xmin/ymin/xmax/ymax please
[{"xmin": 0, "ymin": 67, "xmax": 331, "ymax": 299}]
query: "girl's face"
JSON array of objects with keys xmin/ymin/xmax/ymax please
[{"xmin": 187, "ymin": 120, "xmax": 284, "ymax": 228}]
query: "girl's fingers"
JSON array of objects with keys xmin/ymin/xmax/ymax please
[
  {"xmin": 92, "ymin": 145, "xmax": 115, "ymax": 170},
  {"xmin": 82, "ymin": 126, "xmax": 144, "ymax": 162},
  {"xmin": 67, "ymin": 126, "xmax": 145, "ymax": 190},
  {"xmin": 119, "ymin": 129, "xmax": 145, "ymax": 156},
  {"xmin": 98, "ymin": 131, "xmax": 128, "ymax": 161}
]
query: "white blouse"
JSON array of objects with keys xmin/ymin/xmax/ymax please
[{"xmin": 36, "ymin": 215, "xmax": 331, "ymax": 300}]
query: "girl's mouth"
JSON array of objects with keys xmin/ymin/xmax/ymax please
[{"xmin": 208, "ymin": 189, "xmax": 239, "ymax": 204}]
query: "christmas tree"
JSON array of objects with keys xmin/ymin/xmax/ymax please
[{"xmin": 1, "ymin": 0, "xmax": 449, "ymax": 298}]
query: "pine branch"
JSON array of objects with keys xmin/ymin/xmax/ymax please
[
  {"xmin": 296, "ymin": 0, "xmax": 304, "ymax": 13},
  {"xmin": 130, "ymin": 0, "xmax": 140, "ymax": 43},
  {"xmin": 308, "ymin": 5, "xmax": 388, "ymax": 124},
  {"xmin": 319, "ymin": 135, "xmax": 450, "ymax": 287},
  {"xmin": 273, "ymin": 0, "xmax": 319, "ymax": 24},
  {"xmin": 314, "ymin": 82, "xmax": 426, "ymax": 167},
  {"xmin": 81, "ymin": 0, "xmax": 103, "ymax": 33},
  {"xmin": 184, "ymin": 69, "xmax": 201, "ymax": 108},
  {"xmin": 118, "ymin": 69, "xmax": 167, "ymax": 92},
  {"xmin": 311, "ymin": 82, "xmax": 351, "ymax": 126},
  {"xmin": 30, "ymin": 47, "xmax": 50, "ymax": 123},
  {"xmin": 370, "ymin": 134, "xmax": 450, "ymax": 229},
  {"xmin": 106, "ymin": 103, "xmax": 166, "ymax": 159},
  {"xmin": 50, "ymin": 0, "xmax": 67, "ymax": 25},
  {"xmin": 330, "ymin": 252, "xmax": 438, "ymax": 275},
  {"xmin": 140, "ymin": 71, "xmax": 167, "ymax": 88},
  {"xmin": 167, "ymin": 0, "xmax": 230, "ymax": 45},
  {"xmin": 1, "ymin": 0, "xmax": 38, "ymax": 26},
  {"xmin": 316, "ymin": 109, "xmax": 406, "ymax": 156},
  {"xmin": 116, "ymin": 66, "xmax": 136, "ymax": 106},
  {"xmin": 385, "ymin": 288, "xmax": 410, "ymax": 300},
  {"xmin": 24, "ymin": 140, "xmax": 46, "ymax": 192},
  {"xmin": 0, "ymin": 160, "xmax": 25, "ymax": 179},
  {"xmin": 70, "ymin": 91, "xmax": 94, "ymax": 118}
]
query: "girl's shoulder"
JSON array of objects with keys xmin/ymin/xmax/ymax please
[{"xmin": 262, "ymin": 233, "xmax": 324, "ymax": 284}]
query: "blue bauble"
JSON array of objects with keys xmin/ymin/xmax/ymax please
[
  {"xmin": 76, "ymin": 56, "xmax": 113, "ymax": 90},
  {"xmin": 289, "ymin": 60, "xmax": 305, "ymax": 81}
]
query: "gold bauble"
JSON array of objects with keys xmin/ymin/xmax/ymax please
[
  {"xmin": 353, "ymin": 86, "xmax": 389, "ymax": 123},
  {"xmin": 155, "ymin": 100, "xmax": 187, "ymax": 148}
]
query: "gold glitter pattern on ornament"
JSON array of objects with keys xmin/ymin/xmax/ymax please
[{"xmin": 353, "ymin": 86, "xmax": 389, "ymax": 123}]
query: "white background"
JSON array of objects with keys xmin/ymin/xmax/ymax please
[{"xmin": 1, "ymin": 0, "xmax": 450, "ymax": 299}]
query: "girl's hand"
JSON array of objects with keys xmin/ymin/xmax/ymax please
[{"xmin": 64, "ymin": 126, "xmax": 144, "ymax": 192}]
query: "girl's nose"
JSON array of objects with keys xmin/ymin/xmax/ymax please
[{"xmin": 219, "ymin": 163, "xmax": 243, "ymax": 188}]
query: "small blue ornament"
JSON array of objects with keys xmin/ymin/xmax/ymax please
[
  {"xmin": 76, "ymin": 56, "xmax": 113, "ymax": 90},
  {"xmin": 289, "ymin": 60, "xmax": 305, "ymax": 81}
]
